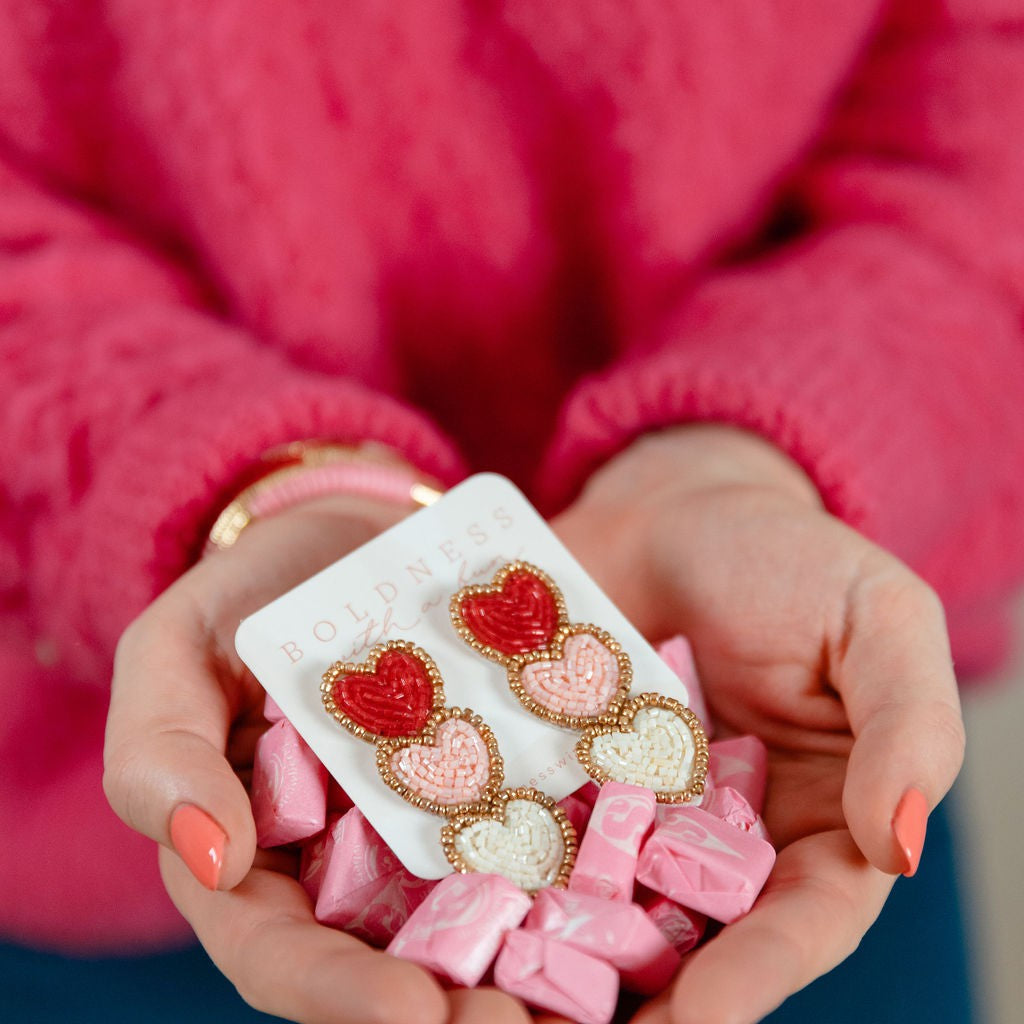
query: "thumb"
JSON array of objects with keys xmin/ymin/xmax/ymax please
[
  {"xmin": 104, "ymin": 610, "xmax": 257, "ymax": 891},
  {"xmin": 834, "ymin": 564, "xmax": 965, "ymax": 876}
]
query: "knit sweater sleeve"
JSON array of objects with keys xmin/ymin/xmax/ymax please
[
  {"xmin": 0, "ymin": 156, "xmax": 465, "ymax": 681},
  {"xmin": 541, "ymin": 5, "xmax": 1024, "ymax": 668}
]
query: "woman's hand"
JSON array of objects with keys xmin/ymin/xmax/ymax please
[
  {"xmin": 102, "ymin": 425, "xmax": 964, "ymax": 1024},
  {"xmin": 554, "ymin": 425, "xmax": 966, "ymax": 1024},
  {"xmin": 103, "ymin": 494, "xmax": 537, "ymax": 1024}
]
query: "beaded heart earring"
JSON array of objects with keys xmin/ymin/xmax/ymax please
[
  {"xmin": 450, "ymin": 561, "xmax": 709, "ymax": 803},
  {"xmin": 321, "ymin": 639, "xmax": 577, "ymax": 893}
]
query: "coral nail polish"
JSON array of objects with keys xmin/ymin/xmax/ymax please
[
  {"xmin": 892, "ymin": 788, "xmax": 928, "ymax": 878},
  {"xmin": 170, "ymin": 804, "xmax": 226, "ymax": 890}
]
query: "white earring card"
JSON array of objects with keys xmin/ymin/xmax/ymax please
[{"xmin": 236, "ymin": 473, "xmax": 693, "ymax": 877}]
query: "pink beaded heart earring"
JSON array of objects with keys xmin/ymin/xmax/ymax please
[
  {"xmin": 321, "ymin": 639, "xmax": 577, "ymax": 893},
  {"xmin": 451, "ymin": 561, "xmax": 710, "ymax": 803}
]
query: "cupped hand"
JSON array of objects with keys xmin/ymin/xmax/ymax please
[
  {"xmin": 554, "ymin": 425, "xmax": 966, "ymax": 1024},
  {"xmin": 103, "ymin": 493, "xmax": 538, "ymax": 1024}
]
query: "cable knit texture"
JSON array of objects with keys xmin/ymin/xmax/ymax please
[{"xmin": 1, "ymin": 0, "xmax": 1023, "ymax": 951}]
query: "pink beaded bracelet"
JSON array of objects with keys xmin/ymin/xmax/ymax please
[{"xmin": 206, "ymin": 442, "xmax": 443, "ymax": 552}]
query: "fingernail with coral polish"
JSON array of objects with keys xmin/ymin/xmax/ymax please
[
  {"xmin": 892, "ymin": 788, "xmax": 928, "ymax": 878},
  {"xmin": 170, "ymin": 804, "xmax": 226, "ymax": 890}
]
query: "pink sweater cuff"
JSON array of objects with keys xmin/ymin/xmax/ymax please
[
  {"xmin": 43, "ymin": 352, "xmax": 466, "ymax": 680},
  {"xmin": 541, "ymin": 226, "xmax": 1024, "ymax": 630}
]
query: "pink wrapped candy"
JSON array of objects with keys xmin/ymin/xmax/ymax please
[
  {"xmin": 326, "ymin": 777, "xmax": 354, "ymax": 814},
  {"xmin": 569, "ymin": 782, "xmax": 656, "ymax": 902},
  {"xmin": 557, "ymin": 792, "xmax": 593, "ymax": 836},
  {"xmin": 706, "ymin": 735, "xmax": 768, "ymax": 813},
  {"xmin": 262, "ymin": 693, "xmax": 285, "ymax": 723},
  {"xmin": 298, "ymin": 812, "xmax": 343, "ymax": 901},
  {"xmin": 656, "ymin": 635, "xmax": 713, "ymax": 739},
  {"xmin": 342, "ymin": 870, "xmax": 438, "ymax": 947},
  {"xmin": 702, "ymin": 785, "xmax": 771, "ymax": 843},
  {"xmin": 315, "ymin": 807, "xmax": 434, "ymax": 945},
  {"xmin": 388, "ymin": 872, "xmax": 531, "ymax": 987},
  {"xmin": 524, "ymin": 887, "xmax": 680, "ymax": 994},
  {"xmin": 641, "ymin": 895, "xmax": 707, "ymax": 954},
  {"xmin": 574, "ymin": 781, "xmax": 601, "ymax": 808},
  {"xmin": 636, "ymin": 805, "xmax": 775, "ymax": 924},
  {"xmin": 251, "ymin": 719, "xmax": 327, "ymax": 848},
  {"xmin": 495, "ymin": 930, "xmax": 619, "ymax": 1024}
]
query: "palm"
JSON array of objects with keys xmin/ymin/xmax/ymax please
[
  {"xmin": 555, "ymin": 477, "xmax": 962, "ymax": 1023},
  {"xmin": 104, "ymin": 425, "xmax": 964, "ymax": 1024},
  {"xmin": 109, "ymin": 500, "xmax": 554, "ymax": 1024}
]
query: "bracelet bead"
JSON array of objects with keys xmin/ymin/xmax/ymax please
[{"xmin": 205, "ymin": 442, "xmax": 442, "ymax": 552}]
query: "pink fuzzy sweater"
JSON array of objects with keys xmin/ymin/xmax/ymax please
[{"xmin": 2, "ymin": 0, "xmax": 1023, "ymax": 952}]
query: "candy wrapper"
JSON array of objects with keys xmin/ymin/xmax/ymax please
[
  {"xmin": 495, "ymin": 930, "xmax": 619, "ymax": 1024},
  {"xmin": 702, "ymin": 785, "xmax": 771, "ymax": 843},
  {"xmin": 263, "ymin": 693, "xmax": 285, "ymax": 723},
  {"xmin": 298, "ymin": 812, "xmax": 343, "ymax": 901},
  {"xmin": 244, "ymin": 597, "xmax": 778, "ymax": 1013},
  {"xmin": 641, "ymin": 894, "xmax": 707, "ymax": 954},
  {"xmin": 569, "ymin": 781, "xmax": 656, "ymax": 901},
  {"xmin": 251, "ymin": 718, "xmax": 328, "ymax": 847},
  {"xmin": 706, "ymin": 735, "xmax": 768, "ymax": 813},
  {"xmin": 388, "ymin": 872, "xmax": 531, "ymax": 987},
  {"xmin": 557, "ymin": 791, "xmax": 594, "ymax": 835},
  {"xmin": 636, "ymin": 805, "xmax": 776, "ymax": 923},
  {"xmin": 315, "ymin": 807, "xmax": 435, "ymax": 945},
  {"xmin": 343, "ymin": 871, "xmax": 439, "ymax": 946},
  {"xmin": 524, "ymin": 887, "xmax": 680, "ymax": 993},
  {"xmin": 656, "ymin": 636, "xmax": 713, "ymax": 740},
  {"xmin": 326, "ymin": 776, "xmax": 354, "ymax": 814}
]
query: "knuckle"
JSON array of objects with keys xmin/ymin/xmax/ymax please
[
  {"xmin": 456, "ymin": 990, "xmax": 532, "ymax": 1024},
  {"xmin": 228, "ymin": 914, "xmax": 305, "ymax": 1014},
  {"xmin": 859, "ymin": 569, "xmax": 944, "ymax": 633},
  {"xmin": 907, "ymin": 579, "xmax": 948, "ymax": 631},
  {"xmin": 111, "ymin": 613, "xmax": 159, "ymax": 701},
  {"xmin": 922, "ymin": 700, "xmax": 968, "ymax": 777},
  {"xmin": 99, "ymin": 753, "xmax": 123, "ymax": 806},
  {"xmin": 745, "ymin": 921, "xmax": 817, "ymax": 989},
  {"xmin": 229, "ymin": 936, "xmax": 279, "ymax": 1012},
  {"xmin": 232, "ymin": 979, "xmax": 268, "ymax": 1015},
  {"xmin": 113, "ymin": 612, "xmax": 148, "ymax": 667},
  {"xmin": 232, "ymin": 974, "xmax": 269, "ymax": 1016},
  {"xmin": 101, "ymin": 741, "xmax": 151, "ymax": 827}
]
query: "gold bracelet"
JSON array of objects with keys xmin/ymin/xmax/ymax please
[{"xmin": 206, "ymin": 441, "xmax": 443, "ymax": 553}]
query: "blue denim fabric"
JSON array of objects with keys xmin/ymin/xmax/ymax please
[{"xmin": 762, "ymin": 798, "xmax": 973, "ymax": 1023}]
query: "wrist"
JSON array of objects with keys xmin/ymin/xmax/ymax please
[
  {"xmin": 205, "ymin": 441, "xmax": 443, "ymax": 555},
  {"xmin": 577, "ymin": 424, "xmax": 821, "ymax": 515},
  {"xmin": 185, "ymin": 487, "xmax": 414, "ymax": 640},
  {"xmin": 556, "ymin": 426, "xmax": 822, "ymax": 628},
  {"xmin": 250, "ymin": 489, "xmax": 413, "ymax": 538},
  {"xmin": 227, "ymin": 490, "xmax": 409, "ymax": 569}
]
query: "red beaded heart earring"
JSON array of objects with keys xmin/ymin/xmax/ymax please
[{"xmin": 321, "ymin": 639, "xmax": 576, "ymax": 892}]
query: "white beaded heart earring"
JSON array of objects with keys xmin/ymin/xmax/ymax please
[
  {"xmin": 321, "ymin": 639, "xmax": 576, "ymax": 893},
  {"xmin": 451, "ymin": 561, "xmax": 710, "ymax": 803}
]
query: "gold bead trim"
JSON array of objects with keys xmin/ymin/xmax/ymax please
[
  {"xmin": 321, "ymin": 639, "xmax": 447, "ymax": 745},
  {"xmin": 449, "ymin": 561, "xmax": 569, "ymax": 665},
  {"xmin": 440, "ymin": 787, "xmax": 578, "ymax": 894},
  {"xmin": 505, "ymin": 623, "xmax": 632, "ymax": 729},
  {"xmin": 375, "ymin": 707, "xmax": 505, "ymax": 818},
  {"xmin": 576, "ymin": 692, "xmax": 710, "ymax": 804}
]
